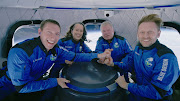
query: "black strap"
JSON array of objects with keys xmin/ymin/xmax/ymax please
[
  {"xmin": 0, "ymin": 61, "xmax": 8, "ymax": 78},
  {"xmin": 15, "ymin": 84, "xmax": 27, "ymax": 92},
  {"xmin": 151, "ymin": 84, "xmax": 172, "ymax": 100},
  {"xmin": 4, "ymin": 72, "xmax": 11, "ymax": 81},
  {"xmin": 153, "ymin": 94, "xmax": 172, "ymax": 101},
  {"xmin": 173, "ymin": 75, "xmax": 180, "ymax": 90},
  {"xmin": 2, "ymin": 61, "xmax": 7, "ymax": 67},
  {"xmin": 71, "ymin": 52, "xmax": 76, "ymax": 61}
]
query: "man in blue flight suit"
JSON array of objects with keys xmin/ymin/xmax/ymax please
[
  {"xmin": 95, "ymin": 21, "xmax": 133, "ymax": 82},
  {"xmin": 95, "ymin": 21, "xmax": 133, "ymax": 100},
  {"xmin": 0, "ymin": 19, "xmax": 110, "ymax": 101},
  {"xmin": 104, "ymin": 14, "xmax": 180, "ymax": 101},
  {"xmin": 95, "ymin": 21, "xmax": 132, "ymax": 63}
]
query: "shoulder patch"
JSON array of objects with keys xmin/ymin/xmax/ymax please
[
  {"xmin": 114, "ymin": 35, "xmax": 124, "ymax": 40},
  {"xmin": 97, "ymin": 36, "xmax": 103, "ymax": 41},
  {"xmin": 156, "ymin": 44, "xmax": 174, "ymax": 57},
  {"xmin": 13, "ymin": 39, "xmax": 37, "ymax": 57},
  {"xmin": 61, "ymin": 37, "xmax": 71, "ymax": 42}
]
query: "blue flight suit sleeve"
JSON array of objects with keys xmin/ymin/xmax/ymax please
[
  {"xmin": 50, "ymin": 41, "xmax": 92, "ymax": 78},
  {"xmin": 56, "ymin": 46, "xmax": 98, "ymax": 64},
  {"xmin": 82, "ymin": 43, "xmax": 92, "ymax": 53},
  {"xmin": 7, "ymin": 48, "xmax": 58, "ymax": 93},
  {"xmin": 57, "ymin": 39, "xmax": 63, "ymax": 46},
  {"xmin": 52, "ymin": 46, "xmax": 98, "ymax": 74},
  {"xmin": 113, "ymin": 52, "xmax": 134, "ymax": 72},
  {"xmin": 95, "ymin": 38, "xmax": 104, "ymax": 53},
  {"xmin": 123, "ymin": 39, "xmax": 133, "ymax": 54},
  {"xmin": 128, "ymin": 54, "xmax": 180, "ymax": 100}
]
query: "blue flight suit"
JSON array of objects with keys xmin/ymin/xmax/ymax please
[
  {"xmin": 114, "ymin": 40, "xmax": 180, "ymax": 100},
  {"xmin": 95, "ymin": 35, "xmax": 133, "ymax": 81},
  {"xmin": 0, "ymin": 37, "xmax": 98, "ymax": 99}
]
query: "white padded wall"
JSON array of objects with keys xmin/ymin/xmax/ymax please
[{"xmin": 0, "ymin": 6, "xmax": 180, "ymax": 59}]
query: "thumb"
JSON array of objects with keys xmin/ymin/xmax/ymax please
[
  {"xmin": 62, "ymin": 78, "xmax": 70, "ymax": 83},
  {"xmin": 109, "ymin": 49, "xmax": 113, "ymax": 52}
]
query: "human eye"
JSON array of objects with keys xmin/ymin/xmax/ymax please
[
  {"xmin": 80, "ymin": 30, "xmax": 83, "ymax": 33},
  {"xmin": 46, "ymin": 31, "xmax": 51, "ymax": 35},
  {"xmin": 148, "ymin": 31, "xmax": 154, "ymax": 34},
  {"xmin": 139, "ymin": 31, "xmax": 144, "ymax": 34},
  {"xmin": 76, "ymin": 29, "xmax": 79, "ymax": 32},
  {"xmin": 56, "ymin": 33, "xmax": 60, "ymax": 36}
]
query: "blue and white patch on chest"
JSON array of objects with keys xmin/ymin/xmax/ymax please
[
  {"xmin": 79, "ymin": 46, "xmax": 82, "ymax": 52},
  {"xmin": 114, "ymin": 42, "xmax": 119, "ymax": 48},
  {"xmin": 50, "ymin": 54, "xmax": 57, "ymax": 61},
  {"xmin": 145, "ymin": 57, "xmax": 154, "ymax": 67}
]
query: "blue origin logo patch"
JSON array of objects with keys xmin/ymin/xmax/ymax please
[
  {"xmin": 145, "ymin": 57, "xmax": 153, "ymax": 67},
  {"xmin": 79, "ymin": 46, "xmax": 82, "ymax": 52},
  {"xmin": 50, "ymin": 54, "xmax": 57, "ymax": 61},
  {"xmin": 114, "ymin": 42, "xmax": 119, "ymax": 48}
]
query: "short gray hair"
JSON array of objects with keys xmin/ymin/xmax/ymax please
[{"xmin": 100, "ymin": 21, "xmax": 114, "ymax": 30}]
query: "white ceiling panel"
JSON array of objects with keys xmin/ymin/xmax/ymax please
[{"xmin": 0, "ymin": 0, "xmax": 180, "ymax": 9}]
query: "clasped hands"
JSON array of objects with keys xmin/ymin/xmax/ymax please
[
  {"xmin": 99, "ymin": 49, "xmax": 129, "ymax": 90},
  {"xmin": 64, "ymin": 49, "xmax": 113, "ymax": 66},
  {"xmin": 97, "ymin": 49, "xmax": 113, "ymax": 63}
]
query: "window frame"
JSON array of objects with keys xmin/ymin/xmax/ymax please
[{"xmin": 2, "ymin": 20, "xmax": 42, "ymax": 58}]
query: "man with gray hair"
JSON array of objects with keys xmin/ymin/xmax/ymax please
[{"xmin": 95, "ymin": 21, "xmax": 133, "ymax": 100}]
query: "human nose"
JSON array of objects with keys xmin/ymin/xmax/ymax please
[
  {"xmin": 49, "ymin": 33, "xmax": 57, "ymax": 40},
  {"xmin": 77, "ymin": 30, "xmax": 82, "ymax": 34},
  {"xmin": 143, "ymin": 32, "xmax": 149, "ymax": 38}
]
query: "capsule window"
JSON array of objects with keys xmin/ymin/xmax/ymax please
[
  {"xmin": 13, "ymin": 24, "xmax": 40, "ymax": 46},
  {"xmin": 159, "ymin": 27, "xmax": 180, "ymax": 68}
]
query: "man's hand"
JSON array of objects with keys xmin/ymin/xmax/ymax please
[
  {"xmin": 104, "ymin": 49, "xmax": 113, "ymax": 55},
  {"xmin": 103, "ymin": 56, "xmax": 114, "ymax": 67},
  {"xmin": 98, "ymin": 49, "xmax": 113, "ymax": 63},
  {"xmin": 57, "ymin": 78, "xmax": 70, "ymax": 88},
  {"xmin": 115, "ymin": 75, "xmax": 129, "ymax": 90},
  {"xmin": 65, "ymin": 60, "xmax": 73, "ymax": 65}
]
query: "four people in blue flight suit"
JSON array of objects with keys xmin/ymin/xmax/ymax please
[
  {"xmin": 103, "ymin": 14, "xmax": 180, "ymax": 101},
  {"xmin": 0, "ymin": 19, "xmax": 110, "ymax": 101},
  {"xmin": 0, "ymin": 14, "xmax": 179, "ymax": 101}
]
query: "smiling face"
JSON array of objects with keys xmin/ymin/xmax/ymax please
[
  {"xmin": 39, "ymin": 22, "xmax": 60, "ymax": 51},
  {"xmin": 101, "ymin": 24, "xmax": 114, "ymax": 41},
  {"xmin": 71, "ymin": 23, "xmax": 84, "ymax": 41},
  {"xmin": 137, "ymin": 22, "xmax": 160, "ymax": 47}
]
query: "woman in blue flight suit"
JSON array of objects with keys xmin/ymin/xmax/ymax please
[{"xmin": 49, "ymin": 22, "xmax": 92, "ymax": 78}]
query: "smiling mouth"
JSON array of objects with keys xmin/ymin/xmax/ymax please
[
  {"xmin": 104, "ymin": 35, "xmax": 109, "ymax": 37},
  {"xmin": 143, "ymin": 40, "xmax": 149, "ymax": 42},
  {"xmin": 76, "ymin": 34, "xmax": 81, "ymax": 37},
  {"xmin": 47, "ymin": 40, "xmax": 55, "ymax": 44}
]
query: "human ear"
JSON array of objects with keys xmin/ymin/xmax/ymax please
[{"xmin": 38, "ymin": 28, "xmax": 41, "ymax": 35}]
